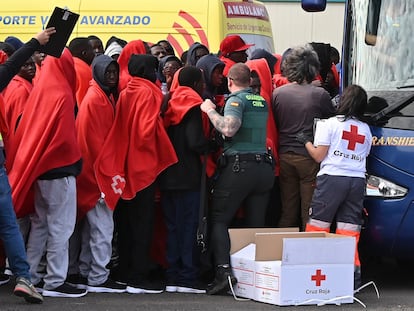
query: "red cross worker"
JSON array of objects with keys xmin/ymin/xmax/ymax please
[{"xmin": 296, "ymin": 85, "xmax": 373, "ymax": 290}]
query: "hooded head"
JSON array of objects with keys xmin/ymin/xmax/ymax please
[
  {"xmin": 117, "ymin": 39, "xmax": 148, "ymax": 91},
  {"xmin": 250, "ymin": 48, "xmax": 277, "ymax": 75},
  {"xmin": 186, "ymin": 42, "xmax": 209, "ymax": 66},
  {"xmin": 92, "ymin": 54, "xmax": 119, "ymax": 94},
  {"xmin": 128, "ymin": 54, "xmax": 158, "ymax": 83},
  {"xmin": 196, "ymin": 54, "xmax": 224, "ymax": 87},
  {"xmin": 104, "ymin": 41, "xmax": 123, "ymax": 59},
  {"xmin": 5, "ymin": 36, "xmax": 24, "ymax": 50},
  {"xmin": 158, "ymin": 55, "xmax": 182, "ymax": 82},
  {"xmin": 196, "ymin": 54, "xmax": 225, "ymax": 99}
]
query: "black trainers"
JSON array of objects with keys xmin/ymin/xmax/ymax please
[
  {"xmin": 126, "ymin": 279, "xmax": 164, "ymax": 294},
  {"xmin": 42, "ymin": 282, "xmax": 88, "ymax": 298},
  {"xmin": 87, "ymin": 278, "xmax": 126, "ymax": 293},
  {"xmin": 206, "ymin": 266, "xmax": 237, "ymax": 295},
  {"xmin": 354, "ymin": 266, "xmax": 362, "ymax": 290},
  {"xmin": 0, "ymin": 273, "xmax": 10, "ymax": 286},
  {"xmin": 13, "ymin": 276, "xmax": 44, "ymax": 304},
  {"xmin": 66, "ymin": 273, "xmax": 88, "ymax": 290}
]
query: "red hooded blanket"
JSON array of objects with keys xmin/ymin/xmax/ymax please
[
  {"xmin": 95, "ymin": 77, "xmax": 177, "ymax": 209},
  {"xmin": 117, "ymin": 40, "xmax": 147, "ymax": 91},
  {"xmin": 246, "ymin": 58, "xmax": 280, "ymax": 175},
  {"xmin": 2, "ymin": 75, "xmax": 33, "ymax": 151},
  {"xmin": 8, "ymin": 49, "xmax": 81, "ymax": 217},
  {"xmin": 76, "ymin": 79, "xmax": 116, "ymax": 218}
]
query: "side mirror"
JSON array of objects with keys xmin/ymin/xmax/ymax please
[{"xmin": 301, "ymin": 0, "xmax": 327, "ymax": 12}]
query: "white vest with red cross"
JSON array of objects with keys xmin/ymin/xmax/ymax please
[{"xmin": 314, "ymin": 116, "xmax": 372, "ymax": 178}]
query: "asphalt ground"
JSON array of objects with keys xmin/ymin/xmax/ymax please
[{"xmin": 1, "ymin": 257, "xmax": 414, "ymax": 311}]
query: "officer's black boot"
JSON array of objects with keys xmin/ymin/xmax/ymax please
[
  {"xmin": 206, "ymin": 264, "xmax": 237, "ymax": 295},
  {"xmin": 354, "ymin": 265, "xmax": 362, "ymax": 291}
]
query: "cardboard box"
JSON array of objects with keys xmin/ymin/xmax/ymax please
[
  {"xmin": 229, "ymin": 228, "xmax": 298, "ymax": 299},
  {"xmin": 229, "ymin": 229, "xmax": 355, "ymax": 306},
  {"xmin": 230, "ymin": 243, "xmax": 256, "ymax": 299}
]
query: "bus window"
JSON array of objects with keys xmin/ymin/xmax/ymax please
[{"xmin": 365, "ymin": 0, "xmax": 381, "ymax": 45}]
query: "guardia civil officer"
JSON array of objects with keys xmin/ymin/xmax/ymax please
[{"xmin": 200, "ymin": 63, "xmax": 274, "ymax": 295}]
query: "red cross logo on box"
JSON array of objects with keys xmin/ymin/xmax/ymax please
[
  {"xmin": 342, "ymin": 125, "xmax": 365, "ymax": 151},
  {"xmin": 311, "ymin": 269, "xmax": 326, "ymax": 286}
]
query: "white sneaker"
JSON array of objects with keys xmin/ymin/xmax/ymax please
[
  {"xmin": 177, "ymin": 285, "xmax": 206, "ymax": 294},
  {"xmin": 165, "ymin": 285, "xmax": 178, "ymax": 293}
]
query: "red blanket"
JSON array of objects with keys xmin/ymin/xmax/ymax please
[
  {"xmin": 76, "ymin": 80, "xmax": 116, "ymax": 218},
  {"xmin": 73, "ymin": 57, "xmax": 92, "ymax": 108},
  {"xmin": 2, "ymin": 75, "xmax": 32, "ymax": 151},
  {"xmin": 95, "ymin": 77, "xmax": 177, "ymax": 209},
  {"xmin": 7, "ymin": 48, "xmax": 81, "ymax": 217},
  {"xmin": 219, "ymin": 56, "xmax": 236, "ymax": 77},
  {"xmin": 164, "ymin": 85, "xmax": 203, "ymax": 127},
  {"xmin": 117, "ymin": 40, "xmax": 147, "ymax": 91},
  {"xmin": 246, "ymin": 59, "xmax": 280, "ymax": 175}
]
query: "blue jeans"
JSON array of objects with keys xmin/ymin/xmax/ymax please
[
  {"xmin": 0, "ymin": 166, "xmax": 30, "ymax": 279},
  {"xmin": 161, "ymin": 190, "xmax": 200, "ymax": 287}
]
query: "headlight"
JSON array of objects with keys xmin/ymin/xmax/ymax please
[{"xmin": 366, "ymin": 174, "xmax": 408, "ymax": 198}]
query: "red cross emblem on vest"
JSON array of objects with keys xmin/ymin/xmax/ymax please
[
  {"xmin": 342, "ymin": 125, "xmax": 365, "ymax": 151},
  {"xmin": 311, "ymin": 269, "xmax": 326, "ymax": 286}
]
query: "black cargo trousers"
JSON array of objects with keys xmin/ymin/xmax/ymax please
[{"xmin": 209, "ymin": 153, "xmax": 274, "ymax": 266}]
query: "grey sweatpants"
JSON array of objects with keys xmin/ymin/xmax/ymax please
[
  {"xmin": 27, "ymin": 177, "xmax": 76, "ymax": 290},
  {"xmin": 79, "ymin": 199, "xmax": 114, "ymax": 286}
]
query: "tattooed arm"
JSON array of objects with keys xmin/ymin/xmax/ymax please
[
  {"xmin": 200, "ymin": 98, "xmax": 242, "ymax": 138},
  {"xmin": 206, "ymin": 109, "xmax": 241, "ymax": 138}
]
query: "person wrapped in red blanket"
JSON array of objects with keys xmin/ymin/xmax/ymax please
[{"xmin": 95, "ymin": 54, "xmax": 177, "ymax": 293}]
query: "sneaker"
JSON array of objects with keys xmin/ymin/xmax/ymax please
[
  {"xmin": 87, "ymin": 278, "xmax": 126, "ymax": 293},
  {"xmin": 177, "ymin": 284, "xmax": 206, "ymax": 294},
  {"xmin": 13, "ymin": 277, "xmax": 44, "ymax": 304},
  {"xmin": 42, "ymin": 282, "xmax": 88, "ymax": 298},
  {"xmin": 206, "ymin": 266, "xmax": 237, "ymax": 295},
  {"xmin": 126, "ymin": 280, "xmax": 164, "ymax": 294},
  {"xmin": 4, "ymin": 267, "xmax": 13, "ymax": 276},
  {"xmin": 66, "ymin": 274, "xmax": 88, "ymax": 290},
  {"xmin": 34, "ymin": 280, "xmax": 45, "ymax": 294},
  {"xmin": 165, "ymin": 284, "xmax": 178, "ymax": 293},
  {"xmin": 0, "ymin": 273, "xmax": 10, "ymax": 286}
]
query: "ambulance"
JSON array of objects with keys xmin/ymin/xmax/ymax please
[{"xmin": 0, "ymin": 0, "xmax": 274, "ymax": 56}]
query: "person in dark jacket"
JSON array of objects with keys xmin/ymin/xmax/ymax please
[
  {"xmin": 195, "ymin": 54, "xmax": 226, "ymax": 179},
  {"xmin": 196, "ymin": 54, "xmax": 225, "ymax": 104},
  {"xmin": 159, "ymin": 66, "xmax": 209, "ymax": 294}
]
